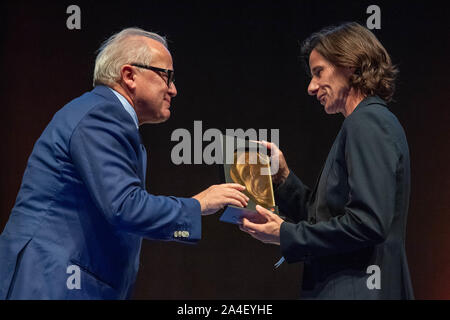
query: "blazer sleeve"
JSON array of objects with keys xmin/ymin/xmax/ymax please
[
  {"xmin": 280, "ymin": 110, "xmax": 399, "ymax": 263},
  {"xmin": 274, "ymin": 172, "xmax": 311, "ymax": 223},
  {"xmin": 69, "ymin": 103, "xmax": 201, "ymax": 242}
]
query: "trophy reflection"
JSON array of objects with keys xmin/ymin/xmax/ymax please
[{"xmin": 229, "ymin": 151, "xmax": 275, "ymax": 208}]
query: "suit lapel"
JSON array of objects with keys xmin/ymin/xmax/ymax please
[
  {"xmin": 140, "ymin": 144, "xmax": 147, "ymax": 186},
  {"xmin": 308, "ymin": 132, "xmax": 341, "ymax": 203},
  {"xmin": 307, "ymin": 129, "xmax": 343, "ymax": 221},
  {"xmin": 308, "ymin": 162, "xmax": 326, "ymax": 203},
  {"xmin": 137, "ymin": 132, "xmax": 147, "ymax": 186}
]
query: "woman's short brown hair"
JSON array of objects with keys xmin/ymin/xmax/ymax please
[{"xmin": 301, "ymin": 22, "xmax": 398, "ymax": 102}]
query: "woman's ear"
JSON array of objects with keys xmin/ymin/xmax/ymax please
[{"xmin": 348, "ymin": 67, "xmax": 356, "ymax": 75}]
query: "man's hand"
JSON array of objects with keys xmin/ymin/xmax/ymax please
[
  {"xmin": 239, "ymin": 205, "xmax": 284, "ymax": 245},
  {"xmin": 193, "ymin": 183, "xmax": 249, "ymax": 216},
  {"xmin": 254, "ymin": 140, "xmax": 290, "ymax": 185}
]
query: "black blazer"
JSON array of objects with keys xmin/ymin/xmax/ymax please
[{"xmin": 276, "ymin": 96, "xmax": 414, "ymax": 299}]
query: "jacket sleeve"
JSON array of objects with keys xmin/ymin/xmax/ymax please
[
  {"xmin": 274, "ymin": 171, "xmax": 311, "ymax": 223},
  {"xmin": 280, "ymin": 110, "xmax": 399, "ymax": 263},
  {"xmin": 69, "ymin": 103, "xmax": 201, "ymax": 242}
]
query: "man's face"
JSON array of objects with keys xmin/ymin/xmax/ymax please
[
  {"xmin": 307, "ymin": 49, "xmax": 352, "ymax": 115},
  {"xmin": 132, "ymin": 38, "xmax": 177, "ymax": 124}
]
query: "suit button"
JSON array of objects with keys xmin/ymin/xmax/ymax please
[
  {"xmin": 308, "ymin": 217, "xmax": 316, "ymax": 225},
  {"xmin": 181, "ymin": 231, "xmax": 189, "ymax": 238}
]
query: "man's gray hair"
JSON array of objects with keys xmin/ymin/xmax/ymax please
[{"xmin": 93, "ymin": 27, "xmax": 168, "ymax": 87}]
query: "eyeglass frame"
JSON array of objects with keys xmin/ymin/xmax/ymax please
[{"xmin": 130, "ymin": 63, "xmax": 175, "ymax": 87}]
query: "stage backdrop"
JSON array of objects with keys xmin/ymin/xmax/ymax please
[{"xmin": 1, "ymin": 0, "xmax": 449, "ymax": 299}]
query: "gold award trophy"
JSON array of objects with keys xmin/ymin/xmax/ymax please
[{"xmin": 219, "ymin": 135, "xmax": 279, "ymax": 224}]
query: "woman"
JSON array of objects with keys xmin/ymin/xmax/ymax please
[{"xmin": 240, "ymin": 22, "xmax": 414, "ymax": 299}]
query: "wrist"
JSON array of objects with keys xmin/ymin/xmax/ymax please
[
  {"xmin": 281, "ymin": 168, "xmax": 290, "ymax": 183},
  {"xmin": 275, "ymin": 168, "xmax": 290, "ymax": 186}
]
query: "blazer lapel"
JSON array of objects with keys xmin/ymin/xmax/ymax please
[
  {"xmin": 138, "ymin": 132, "xmax": 147, "ymax": 186},
  {"xmin": 140, "ymin": 144, "xmax": 147, "ymax": 185}
]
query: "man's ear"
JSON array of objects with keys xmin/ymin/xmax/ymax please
[{"xmin": 120, "ymin": 65, "xmax": 137, "ymax": 91}]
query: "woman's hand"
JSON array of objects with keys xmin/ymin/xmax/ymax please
[{"xmin": 256, "ymin": 140, "xmax": 290, "ymax": 185}]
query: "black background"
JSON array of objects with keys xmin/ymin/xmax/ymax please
[{"xmin": 1, "ymin": 0, "xmax": 449, "ymax": 299}]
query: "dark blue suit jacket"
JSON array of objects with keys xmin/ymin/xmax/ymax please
[
  {"xmin": 276, "ymin": 96, "xmax": 414, "ymax": 299},
  {"xmin": 0, "ymin": 86, "xmax": 201, "ymax": 299}
]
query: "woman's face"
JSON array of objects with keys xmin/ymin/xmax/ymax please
[{"xmin": 307, "ymin": 49, "xmax": 353, "ymax": 116}]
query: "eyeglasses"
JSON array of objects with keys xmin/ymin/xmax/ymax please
[{"xmin": 131, "ymin": 63, "xmax": 175, "ymax": 87}]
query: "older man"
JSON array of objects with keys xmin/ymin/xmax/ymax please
[
  {"xmin": 240, "ymin": 22, "xmax": 414, "ymax": 299},
  {"xmin": 0, "ymin": 28, "xmax": 248, "ymax": 299}
]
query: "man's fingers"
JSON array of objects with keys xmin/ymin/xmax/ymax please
[
  {"xmin": 222, "ymin": 183, "xmax": 246, "ymax": 191},
  {"xmin": 219, "ymin": 191, "xmax": 247, "ymax": 208},
  {"xmin": 218, "ymin": 186, "xmax": 249, "ymax": 207},
  {"xmin": 228, "ymin": 189, "xmax": 249, "ymax": 205},
  {"xmin": 227, "ymin": 199, "xmax": 245, "ymax": 208}
]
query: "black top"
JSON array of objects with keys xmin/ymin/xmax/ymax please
[{"xmin": 276, "ymin": 96, "xmax": 414, "ymax": 299}]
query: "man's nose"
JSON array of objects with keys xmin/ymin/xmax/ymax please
[
  {"xmin": 307, "ymin": 79, "xmax": 319, "ymax": 96},
  {"xmin": 168, "ymin": 82, "xmax": 177, "ymax": 97}
]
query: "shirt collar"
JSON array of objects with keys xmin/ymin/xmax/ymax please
[{"xmin": 109, "ymin": 88, "xmax": 139, "ymax": 129}]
